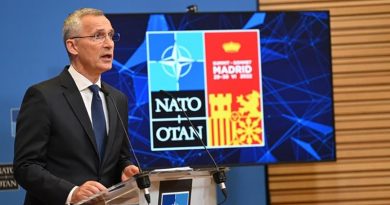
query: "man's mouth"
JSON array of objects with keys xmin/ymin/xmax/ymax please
[{"xmin": 101, "ymin": 54, "xmax": 113, "ymax": 61}]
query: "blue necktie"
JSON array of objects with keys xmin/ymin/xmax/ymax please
[{"xmin": 89, "ymin": 84, "xmax": 107, "ymax": 159}]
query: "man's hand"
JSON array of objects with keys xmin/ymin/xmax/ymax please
[
  {"xmin": 70, "ymin": 181, "xmax": 107, "ymax": 203},
  {"xmin": 121, "ymin": 165, "xmax": 140, "ymax": 181}
]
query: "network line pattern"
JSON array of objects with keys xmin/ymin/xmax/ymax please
[{"xmin": 103, "ymin": 12, "xmax": 335, "ymax": 170}]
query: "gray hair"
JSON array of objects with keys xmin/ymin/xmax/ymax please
[{"xmin": 62, "ymin": 8, "xmax": 104, "ymax": 44}]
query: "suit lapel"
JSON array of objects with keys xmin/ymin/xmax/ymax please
[
  {"xmin": 101, "ymin": 83, "xmax": 119, "ymax": 164},
  {"xmin": 59, "ymin": 68, "xmax": 100, "ymax": 159}
]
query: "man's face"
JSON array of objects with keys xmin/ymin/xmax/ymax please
[{"xmin": 72, "ymin": 15, "xmax": 115, "ymax": 75}]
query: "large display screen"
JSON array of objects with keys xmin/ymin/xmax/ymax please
[{"xmin": 104, "ymin": 11, "xmax": 335, "ymax": 170}]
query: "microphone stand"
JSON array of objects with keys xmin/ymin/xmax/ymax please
[
  {"xmin": 159, "ymin": 90, "xmax": 228, "ymax": 204},
  {"xmin": 103, "ymin": 90, "xmax": 151, "ymax": 204}
]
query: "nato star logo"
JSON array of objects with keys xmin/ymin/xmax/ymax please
[{"xmin": 160, "ymin": 43, "xmax": 194, "ymax": 90}]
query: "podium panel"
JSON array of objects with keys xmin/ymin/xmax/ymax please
[
  {"xmin": 140, "ymin": 169, "xmax": 216, "ymax": 205},
  {"xmin": 75, "ymin": 169, "xmax": 217, "ymax": 205}
]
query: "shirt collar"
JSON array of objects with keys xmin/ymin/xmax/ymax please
[{"xmin": 68, "ymin": 65, "xmax": 102, "ymax": 92}]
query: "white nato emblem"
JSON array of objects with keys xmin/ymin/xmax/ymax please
[{"xmin": 160, "ymin": 43, "xmax": 194, "ymax": 90}]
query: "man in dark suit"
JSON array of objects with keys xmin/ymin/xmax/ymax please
[{"xmin": 13, "ymin": 8, "xmax": 140, "ymax": 205}]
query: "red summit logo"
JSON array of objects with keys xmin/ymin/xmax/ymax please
[{"xmin": 204, "ymin": 30, "xmax": 264, "ymax": 148}]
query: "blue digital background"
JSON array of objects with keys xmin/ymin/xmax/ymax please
[{"xmin": 103, "ymin": 11, "xmax": 335, "ymax": 170}]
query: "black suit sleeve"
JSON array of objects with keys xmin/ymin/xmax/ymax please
[{"xmin": 14, "ymin": 85, "xmax": 74, "ymax": 205}]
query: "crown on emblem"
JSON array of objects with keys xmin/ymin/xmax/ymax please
[{"xmin": 222, "ymin": 41, "xmax": 241, "ymax": 53}]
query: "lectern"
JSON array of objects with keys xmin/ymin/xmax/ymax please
[
  {"xmin": 143, "ymin": 168, "xmax": 217, "ymax": 205},
  {"xmin": 75, "ymin": 168, "xmax": 218, "ymax": 205}
]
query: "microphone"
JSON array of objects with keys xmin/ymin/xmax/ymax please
[
  {"xmin": 186, "ymin": 4, "xmax": 198, "ymax": 13},
  {"xmin": 159, "ymin": 90, "xmax": 228, "ymax": 202},
  {"xmin": 101, "ymin": 87, "xmax": 151, "ymax": 204}
]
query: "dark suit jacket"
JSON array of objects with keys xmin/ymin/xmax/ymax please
[{"xmin": 14, "ymin": 67, "xmax": 133, "ymax": 205}]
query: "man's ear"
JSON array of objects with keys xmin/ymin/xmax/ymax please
[{"xmin": 66, "ymin": 39, "xmax": 78, "ymax": 56}]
